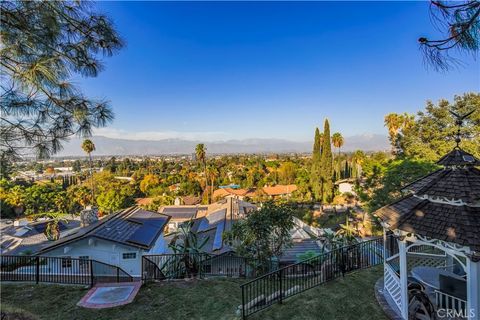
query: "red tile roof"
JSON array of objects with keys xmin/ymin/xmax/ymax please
[{"xmin": 262, "ymin": 184, "xmax": 298, "ymax": 196}]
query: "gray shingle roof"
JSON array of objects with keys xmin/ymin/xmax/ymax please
[
  {"xmin": 1, "ymin": 219, "xmax": 82, "ymax": 255},
  {"xmin": 403, "ymin": 167, "xmax": 480, "ymax": 204},
  {"xmin": 376, "ymin": 195, "xmax": 480, "ymax": 252},
  {"xmin": 437, "ymin": 148, "xmax": 480, "ymax": 167},
  {"xmin": 279, "ymin": 239, "xmax": 323, "ymax": 263},
  {"xmin": 375, "ymin": 147, "xmax": 480, "ymax": 253}
]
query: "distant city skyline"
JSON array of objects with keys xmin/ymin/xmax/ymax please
[{"xmin": 77, "ymin": 1, "xmax": 478, "ymax": 142}]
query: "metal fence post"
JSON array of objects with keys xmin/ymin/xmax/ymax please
[
  {"xmin": 279, "ymin": 269, "xmax": 283, "ymax": 304},
  {"xmin": 117, "ymin": 268, "xmax": 120, "ymax": 282},
  {"xmin": 35, "ymin": 256, "xmax": 40, "ymax": 284},
  {"xmin": 241, "ymin": 284, "xmax": 246, "ymax": 320},
  {"xmin": 141, "ymin": 256, "xmax": 144, "ymax": 283},
  {"xmin": 89, "ymin": 259, "xmax": 94, "ymax": 287}
]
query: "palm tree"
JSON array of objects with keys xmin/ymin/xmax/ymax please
[
  {"xmin": 195, "ymin": 144, "xmax": 208, "ymax": 203},
  {"xmin": 81, "ymin": 139, "xmax": 96, "ymax": 205},
  {"xmin": 206, "ymin": 164, "xmax": 218, "ymax": 202},
  {"xmin": 352, "ymin": 150, "xmax": 365, "ymax": 179},
  {"xmin": 332, "ymin": 132, "xmax": 344, "ymax": 157},
  {"xmin": 384, "ymin": 113, "xmax": 402, "ymax": 143}
]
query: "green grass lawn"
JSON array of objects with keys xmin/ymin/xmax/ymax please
[{"xmin": 1, "ymin": 266, "xmax": 387, "ymax": 320}]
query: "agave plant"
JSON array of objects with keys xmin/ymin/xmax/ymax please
[{"xmin": 167, "ymin": 220, "xmax": 209, "ymax": 278}]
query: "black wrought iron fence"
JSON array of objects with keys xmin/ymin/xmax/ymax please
[
  {"xmin": 142, "ymin": 253, "xmax": 277, "ymax": 282},
  {"xmin": 91, "ymin": 260, "xmax": 133, "ymax": 285},
  {"xmin": 240, "ymin": 237, "xmax": 385, "ymax": 319},
  {"xmin": 0, "ymin": 255, "xmax": 133, "ymax": 286}
]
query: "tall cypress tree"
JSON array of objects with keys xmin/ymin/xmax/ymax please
[
  {"xmin": 320, "ymin": 119, "xmax": 333, "ymax": 203},
  {"xmin": 310, "ymin": 127, "xmax": 322, "ymax": 201}
]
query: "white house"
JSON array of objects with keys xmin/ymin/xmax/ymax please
[{"xmin": 38, "ymin": 207, "xmax": 170, "ymax": 277}]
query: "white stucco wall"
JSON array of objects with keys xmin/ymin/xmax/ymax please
[
  {"xmin": 147, "ymin": 233, "xmax": 168, "ymax": 255},
  {"xmin": 338, "ymin": 182, "xmax": 355, "ymax": 195}
]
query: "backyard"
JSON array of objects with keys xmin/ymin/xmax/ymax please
[{"xmin": 0, "ymin": 266, "xmax": 387, "ymax": 320}]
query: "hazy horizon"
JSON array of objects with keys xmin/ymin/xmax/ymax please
[{"xmin": 53, "ymin": 133, "xmax": 390, "ymax": 157}]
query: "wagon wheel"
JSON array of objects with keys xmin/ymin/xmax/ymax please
[{"xmin": 408, "ymin": 289, "xmax": 435, "ymax": 320}]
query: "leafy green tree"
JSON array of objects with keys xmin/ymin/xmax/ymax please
[
  {"xmin": 96, "ymin": 186, "xmax": 134, "ymax": 214},
  {"xmin": 104, "ymin": 156, "xmax": 118, "ymax": 173},
  {"xmin": 67, "ymin": 184, "xmax": 92, "ymax": 211},
  {"xmin": 22, "ymin": 183, "xmax": 66, "ymax": 216},
  {"xmin": 278, "ymin": 161, "xmax": 296, "ymax": 184},
  {"xmin": 0, "ymin": 1, "xmax": 122, "ymax": 159},
  {"xmin": 365, "ymin": 158, "xmax": 438, "ymax": 212},
  {"xmin": 310, "ymin": 127, "xmax": 322, "ymax": 201},
  {"xmin": 320, "ymin": 119, "xmax": 333, "ymax": 203},
  {"xmin": 395, "ymin": 93, "xmax": 480, "ymax": 161},
  {"xmin": 224, "ymin": 202, "xmax": 294, "ymax": 272},
  {"xmin": 384, "ymin": 113, "xmax": 415, "ymax": 154},
  {"xmin": 139, "ymin": 174, "xmax": 160, "ymax": 195},
  {"xmin": 72, "ymin": 160, "xmax": 82, "ymax": 173},
  {"xmin": 0, "ymin": 153, "xmax": 13, "ymax": 180}
]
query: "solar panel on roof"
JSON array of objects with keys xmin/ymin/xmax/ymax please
[
  {"xmin": 462, "ymin": 155, "xmax": 475, "ymax": 163},
  {"xmin": 212, "ymin": 223, "xmax": 225, "ymax": 251},
  {"xmin": 127, "ymin": 211, "xmax": 167, "ymax": 228},
  {"xmin": 197, "ymin": 218, "xmax": 214, "ymax": 232},
  {"xmin": 161, "ymin": 207, "xmax": 197, "ymax": 219},
  {"xmin": 126, "ymin": 225, "xmax": 159, "ymax": 247}
]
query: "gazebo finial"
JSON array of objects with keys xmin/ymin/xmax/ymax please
[{"xmin": 449, "ymin": 109, "xmax": 475, "ymax": 148}]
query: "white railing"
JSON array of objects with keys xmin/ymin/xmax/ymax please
[
  {"xmin": 435, "ymin": 291, "xmax": 467, "ymax": 319},
  {"xmin": 384, "ymin": 263, "xmax": 402, "ymax": 313}
]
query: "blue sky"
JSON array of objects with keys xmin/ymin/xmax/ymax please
[{"xmin": 77, "ymin": 1, "xmax": 479, "ymax": 142}]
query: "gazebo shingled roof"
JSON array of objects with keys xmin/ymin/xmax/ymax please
[
  {"xmin": 375, "ymin": 147, "xmax": 480, "ymax": 253},
  {"xmin": 437, "ymin": 147, "xmax": 480, "ymax": 167}
]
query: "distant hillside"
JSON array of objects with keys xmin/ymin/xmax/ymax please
[{"xmin": 56, "ymin": 134, "xmax": 389, "ymax": 156}]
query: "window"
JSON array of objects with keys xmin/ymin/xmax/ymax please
[
  {"xmin": 79, "ymin": 256, "xmax": 89, "ymax": 268},
  {"xmin": 61, "ymin": 257, "xmax": 72, "ymax": 268},
  {"xmin": 122, "ymin": 252, "xmax": 136, "ymax": 260}
]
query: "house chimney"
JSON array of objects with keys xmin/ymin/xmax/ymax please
[{"xmin": 80, "ymin": 207, "xmax": 99, "ymax": 227}]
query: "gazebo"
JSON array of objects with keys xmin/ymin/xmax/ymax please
[{"xmin": 375, "ymin": 144, "xmax": 480, "ymax": 319}]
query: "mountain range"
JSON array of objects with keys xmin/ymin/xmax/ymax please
[{"xmin": 55, "ymin": 134, "xmax": 389, "ymax": 157}]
